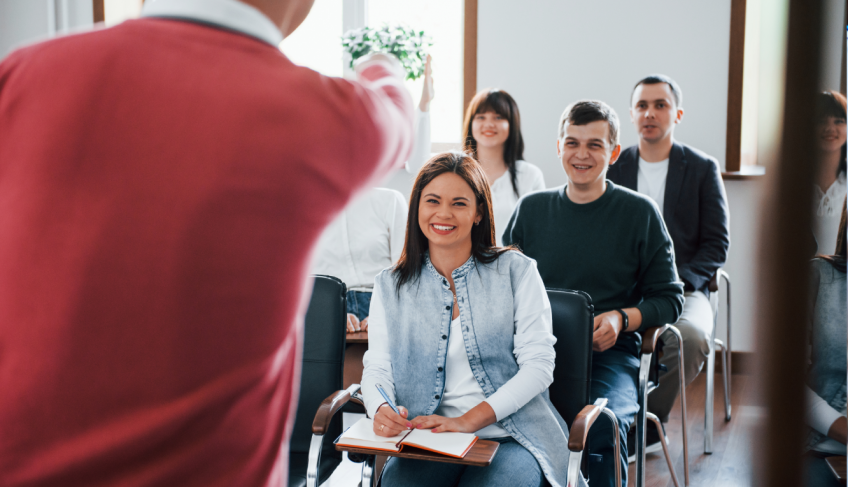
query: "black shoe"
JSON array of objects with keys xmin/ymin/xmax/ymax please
[{"xmin": 626, "ymin": 421, "xmax": 668, "ymax": 463}]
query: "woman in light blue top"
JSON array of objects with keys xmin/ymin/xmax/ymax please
[{"xmin": 362, "ymin": 152, "xmax": 583, "ymax": 487}]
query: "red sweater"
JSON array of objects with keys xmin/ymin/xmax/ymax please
[{"xmin": 0, "ymin": 18, "xmax": 411, "ymax": 486}]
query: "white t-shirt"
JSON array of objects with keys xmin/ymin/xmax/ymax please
[
  {"xmin": 636, "ymin": 157, "xmax": 670, "ymax": 216},
  {"xmin": 813, "ymin": 172, "xmax": 847, "ymax": 255},
  {"xmin": 311, "ymin": 188, "xmax": 407, "ymax": 290},
  {"xmin": 490, "ymin": 160, "xmax": 546, "ymax": 246}
]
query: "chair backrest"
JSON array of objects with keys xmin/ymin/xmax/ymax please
[
  {"xmin": 289, "ymin": 275, "xmax": 347, "ymax": 461},
  {"xmin": 547, "ymin": 288, "xmax": 594, "ymax": 428}
]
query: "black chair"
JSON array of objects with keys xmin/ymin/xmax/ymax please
[
  {"xmin": 288, "ymin": 275, "xmax": 348, "ymax": 487},
  {"xmin": 546, "ymin": 288, "xmax": 621, "ymax": 487}
]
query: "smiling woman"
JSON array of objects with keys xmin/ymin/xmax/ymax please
[{"xmin": 360, "ymin": 152, "xmax": 585, "ymax": 487}]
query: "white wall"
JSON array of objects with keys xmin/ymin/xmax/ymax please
[{"xmin": 0, "ymin": 0, "xmax": 93, "ymax": 59}]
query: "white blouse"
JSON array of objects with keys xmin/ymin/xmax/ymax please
[
  {"xmin": 813, "ymin": 173, "xmax": 847, "ymax": 255},
  {"xmin": 490, "ymin": 160, "xmax": 546, "ymax": 246},
  {"xmin": 311, "ymin": 188, "xmax": 407, "ymax": 290},
  {"xmin": 363, "ymin": 259, "xmax": 556, "ymax": 438}
]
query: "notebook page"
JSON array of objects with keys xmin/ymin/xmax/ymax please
[
  {"xmin": 402, "ymin": 429, "xmax": 477, "ymax": 457},
  {"xmin": 338, "ymin": 418, "xmax": 407, "ymax": 450}
]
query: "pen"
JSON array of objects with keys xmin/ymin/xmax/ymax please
[{"xmin": 375, "ymin": 383, "xmax": 401, "ymax": 416}]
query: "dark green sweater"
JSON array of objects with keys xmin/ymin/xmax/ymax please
[{"xmin": 503, "ymin": 181, "xmax": 684, "ymax": 357}]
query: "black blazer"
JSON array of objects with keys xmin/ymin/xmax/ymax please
[{"xmin": 607, "ymin": 142, "xmax": 730, "ymax": 292}]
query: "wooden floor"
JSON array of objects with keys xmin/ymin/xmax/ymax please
[
  {"xmin": 633, "ymin": 372, "xmax": 756, "ymax": 487},
  {"xmin": 321, "ymin": 372, "xmax": 757, "ymax": 486}
]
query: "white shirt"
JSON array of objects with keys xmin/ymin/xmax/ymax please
[
  {"xmin": 363, "ymin": 259, "xmax": 556, "ymax": 438},
  {"xmin": 813, "ymin": 173, "xmax": 847, "ymax": 255},
  {"xmin": 490, "ymin": 161, "xmax": 546, "ymax": 246},
  {"xmin": 312, "ymin": 188, "xmax": 407, "ymax": 290},
  {"xmin": 806, "ymin": 386, "xmax": 848, "ymax": 454},
  {"xmin": 636, "ymin": 157, "xmax": 670, "ymax": 216},
  {"xmin": 142, "ymin": 0, "xmax": 283, "ymax": 46}
]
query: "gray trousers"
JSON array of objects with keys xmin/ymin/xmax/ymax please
[{"xmin": 647, "ymin": 290, "xmax": 714, "ymax": 423}]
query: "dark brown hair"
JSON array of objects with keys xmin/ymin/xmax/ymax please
[
  {"xmin": 461, "ymin": 89, "xmax": 525, "ymax": 197},
  {"xmin": 393, "ymin": 151, "xmax": 511, "ymax": 292},
  {"xmin": 817, "ymin": 90, "xmax": 847, "ymax": 176},
  {"xmin": 818, "ymin": 198, "xmax": 847, "ymax": 272},
  {"xmin": 631, "ymin": 74, "xmax": 683, "ymax": 107},
  {"xmin": 558, "ymin": 100, "xmax": 620, "ymax": 148}
]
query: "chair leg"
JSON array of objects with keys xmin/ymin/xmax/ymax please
[
  {"xmin": 721, "ymin": 271, "xmax": 732, "ymax": 420},
  {"xmin": 647, "ymin": 412, "xmax": 680, "ymax": 487},
  {"xmin": 666, "ymin": 326, "xmax": 690, "ymax": 486},
  {"xmin": 716, "ymin": 339, "xmax": 732, "ymax": 421},
  {"xmin": 567, "ymin": 450, "xmax": 584, "ymax": 487},
  {"xmin": 705, "ymin": 318, "xmax": 716, "ymax": 454},
  {"xmin": 636, "ymin": 353, "xmax": 652, "ymax": 487},
  {"xmin": 306, "ymin": 434, "xmax": 324, "ymax": 487},
  {"xmin": 601, "ymin": 407, "xmax": 622, "ymax": 487},
  {"xmin": 360, "ymin": 455, "xmax": 375, "ymax": 487}
]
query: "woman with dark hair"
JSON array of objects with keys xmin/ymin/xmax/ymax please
[
  {"xmin": 813, "ymin": 91, "xmax": 847, "ymax": 254},
  {"xmin": 804, "ymin": 200, "xmax": 847, "ymax": 487},
  {"xmin": 462, "ymin": 89, "xmax": 545, "ymax": 245},
  {"xmin": 361, "ymin": 152, "xmax": 581, "ymax": 487}
]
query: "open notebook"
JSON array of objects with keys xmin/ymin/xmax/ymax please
[{"xmin": 336, "ymin": 418, "xmax": 478, "ymax": 458}]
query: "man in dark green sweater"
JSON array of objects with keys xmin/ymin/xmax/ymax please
[{"xmin": 503, "ymin": 100, "xmax": 684, "ymax": 487}]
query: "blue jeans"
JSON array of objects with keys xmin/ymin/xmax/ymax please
[
  {"xmin": 346, "ymin": 290, "xmax": 372, "ymax": 322},
  {"xmin": 587, "ymin": 348, "xmax": 640, "ymax": 487},
  {"xmin": 379, "ymin": 437, "xmax": 543, "ymax": 487},
  {"xmin": 804, "ymin": 451, "xmax": 842, "ymax": 487}
]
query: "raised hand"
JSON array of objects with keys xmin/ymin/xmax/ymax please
[{"xmin": 419, "ymin": 55, "xmax": 434, "ymax": 112}]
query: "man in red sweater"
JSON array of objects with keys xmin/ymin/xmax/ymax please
[{"xmin": 0, "ymin": 0, "xmax": 413, "ymax": 485}]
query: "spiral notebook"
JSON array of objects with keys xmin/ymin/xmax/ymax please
[{"xmin": 335, "ymin": 418, "xmax": 478, "ymax": 458}]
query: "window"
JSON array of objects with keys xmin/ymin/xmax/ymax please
[
  {"xmin": 279, "ymin": 0, "xmax": 344, "ymax": 78},
  {"xmin": 368, "ymin": 0, "xmax": 464, "ymax": 145}
]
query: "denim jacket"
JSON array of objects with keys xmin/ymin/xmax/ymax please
[
  {"xmin": 364, "ymin": 250, "xmax": 583, "ymax": 487},
  {"xmin": 806, "ymin": 258, "xmax": 847, "ymax": 451}
]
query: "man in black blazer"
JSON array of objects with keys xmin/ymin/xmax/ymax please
[{"xmin": 607, "ymin": 74, "xmax": 730, "ymax": 453}]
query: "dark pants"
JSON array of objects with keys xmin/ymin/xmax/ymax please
[
  {"xmin": 587, "ymin": 348, "xmax": 640, "ymax": 487},
  {"xmin": 346, "ymin": 290, "xmax": 372, "ymax": 321}
]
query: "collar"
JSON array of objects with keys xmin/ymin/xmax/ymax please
[
  {"xmin": 141, "ymin": 0, "xmax": 283, "ymax": 46},
  {"xmin": 424, "ymin": 252, "xmax": 477, "ymax": 281}
]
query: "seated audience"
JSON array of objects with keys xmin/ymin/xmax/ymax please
[
  {"xmin": 804, "ymin": 201, "xmax": 847, "ymax": 487},
  {"xmin": 411, "ymin": 89, "xmax": 545, "ymax": 245},
  {"xmin": 813, "ymin": 91, "xmax": 847, "ymax": 255},
  {"xmin": 311, "ymin": 188, "xmax": 407, "ymax": 333},
  {"xmin": 503, "ymin": 100, "xmax": 684, "ymax": 487},
  {"xmin": 362, "ymin": 152, "xmax": 581, "ymax": 487},
  {"xmin": 606, "ymin": 74, "xmax": 730, "ymax": 454}
]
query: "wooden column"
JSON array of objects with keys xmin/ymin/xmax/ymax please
[
  {"xmin": 755, "ymin": 0, "xmax": 825, "ymax": 486},
  {"xmin": 725, "ymin": 0, "xmax": 747, "ymax": 173},
  {"xmin": 463, "ymin": 0, "xmax": 477, "ymax": 116}
]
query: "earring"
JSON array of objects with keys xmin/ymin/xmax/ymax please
[{"xmin": 474, "ymin": 221, "xmax": 480, "ymax": 226}]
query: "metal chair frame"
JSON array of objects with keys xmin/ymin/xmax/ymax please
[
  {"xmin": 636, "ymin": 325, "xmax": 690, "ymax": 487},
  {"xmin": 705, "ymin": 270, "xmax": 732, "ymax": 453}
]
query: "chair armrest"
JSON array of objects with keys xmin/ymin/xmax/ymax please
[
  {"xmin": 568, "ymin": 398, "xmax": 609, "ymax": 451},
  {"xmin": 640, "ymin": 325, "xmax": 671, "ymax": 355},
  {"xmin": 709, "ymin": 271, "xmax": 720, "ymax": 293},
  {"xmin": 312, "ymin": 384, "xmax": 361, "ymax": 435}
]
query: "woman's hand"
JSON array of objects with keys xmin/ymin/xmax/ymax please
[
  {"xmin": 373, "ymin": 404, "xmax": 411, "ymax": 437},
  {"xmin": 410, "ymin": 414, "xmax": 472, "ymax": 433},
  {"xmin": 346, "ymin": 313, "xmax": 360, "ymax": 333},
  {"xmin": 410, "ymin": 401, "xmax": 496, "ymax": 433},
  {"xmin": 360, "ymin": 317, "xmax": 369, "ymax": 332},
  {"xmin": 828, "ymin": 416, "xmax": 848, "ymax": 444}
]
